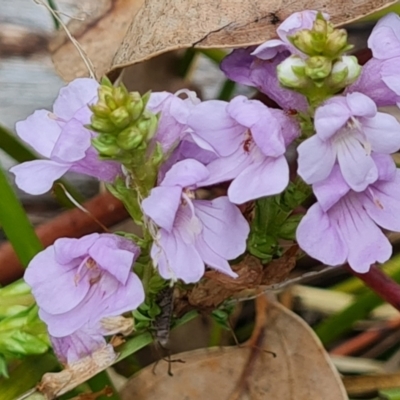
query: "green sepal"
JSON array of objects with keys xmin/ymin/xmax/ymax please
[{"xmin": 106, "ymin": 180, "xmax": 143, "ymax": 225}]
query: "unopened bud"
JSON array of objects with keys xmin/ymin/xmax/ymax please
[
  {"xmin": 112, "ymin": 85, "xmax": 129, "ymax": 107},
  {"xmin": 325, "ymin": 29, "xmax": 351, "ymax": 57},
  {"xmin": 116, "ymin": 126, "xmax": 143, "ymax": 150},
  {"xmin": 277, "ymin": 56, "xmax": 308, "ymax": 89},
  {"xmin": 110, "ymin": 107, "xmax": 131, "ymax": 129},
  {"xmin": 92, "ymin": 136, "xmax": 120, "ymax": 157},
  {"xmin": 329, "ymin": 55, "xmax": 361, "ymax": 88},
  {"xmin": 137, "ymin": 112, "xmax": 159, "ymax": 140},
  {"xmin": 126, "ymin": 92, "xmax": 144, "ymax": 121},
  {"xmin": 305, "ymin": 56, "xmax": 332, "ymax": 80},
  {"xmin": 91, "ymin": 115, "xmax": 117, "ymax": 133},
  {"xmin": 105, "ymin": 94, "xmax": 118, "ymax": 111},
  {"xmin": 90, "ymin": 104, "xmax": 110, "ymax": 118}
]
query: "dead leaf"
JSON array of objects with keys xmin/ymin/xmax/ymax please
[
  {"xmin": 261, "ymin": 244, "xmax": 299, "ymax": 285},
  {"xmin": 49, "ymin": 0, "xmax": 144, "ymax": 81},
  {"xmin": 120, "ymin": 301, "xmax": 347, "ymax": 400},
  {"xmin": 111, "ymin": 0, "xmax": 397, "ymax": 69}
]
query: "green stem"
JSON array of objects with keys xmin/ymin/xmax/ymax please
[
  {"xmin": 87, "ymin": 371, "xmax": 121, "ymax": 400},
  {"xmin": 46, "ymin": 0, "xmax": 60, "ymax": 30},
  {"xmin": 218, "ymin": 80, "xmax": 236, "ymax": 101}
]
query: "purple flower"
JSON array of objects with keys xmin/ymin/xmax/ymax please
[
  {"xmin": 147, "ymin": 89, "xmax": 200, "ymax": 153},
  {"xmin": 24, "ymin": 233, "xmax": 144, "ymax": 338},
  {"xmin": 297, "ymin": 92, "xmax": 400, "ymax": 191},
  {"xmin": 221, "ymin": 47, "xmax": 308, "ymax": 112},
  {"xmin": 187, "ymin": 95, "xmax": 300, "ymax": 204},
  {"xmin": 297, "ymin": 155, "xmax": 400, "ymax": 273},
  {"xmin": 10, "ymin": 78, "xmax": 121, "ymax": 195},
  {"xmin": 142, "ymin": 159, "xmax": 249, "ymax": 283},
  {"xmin": 348, "ymin": 13, "xmax": 400, "ymax": 107}
]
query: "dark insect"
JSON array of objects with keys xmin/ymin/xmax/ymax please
[
  {"xmin": 151, "ymin": 286, "xmax": 185, "ymax": 376},
  {"xmin": 153, "ymin": 286, "xmax": 174, "ymax": 346},
  {"xmin": 269, "ymin": 12, "xmax": 281, "ymax": 25}
]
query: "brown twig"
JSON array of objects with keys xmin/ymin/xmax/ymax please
[
  {"xmin": 0, "ymin": 192, "xmax": 128, "ymax": 285},
  {"xmin": 330, "ymin": 317, "xmax": 400, "ymax": 356}
]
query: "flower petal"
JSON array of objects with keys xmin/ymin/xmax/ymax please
[
  {"xmin": 362, "ymin": 112, "xmax": 400, "ymax": 153},
  {"xmin": 336, "ymin": 136, "xmax": 378, "ymax": 191},
  {"xmin": 297, "ymin": 135, "xmax": 336, "ymax": 184},
  {"xmin": 195, "ymin": 235, "xmax": 238, "ymax": 278},
  {"xmin": 315, "ymin": 98, "xmax": 350, "ymax": 140},
  {"xmin": 227, "ymin": 96, "xmax": 285, "ymax": 156},
  {"xmin": 296, "ymin": 203, "xmax": 347, "ymax": 266},
  {"xmin": 142, "ymin": 186, "xmax": 182, "ymax": 232},
  {"xmin": 187, "ymin": 100, "xmax": 244, "ymax": 156},
  {"xmin": 161, "ymin": 159, "xmax": 209, "ymax": 188},
  {"xmin": 361, "ymin": 172, "xmax": 400, "ymax": 232},
  {"xmin": 10, "ymin": 160, "xmax": 70, "ymax": 195},
  {"xmin": 53, "ymin": 234, "xmax": 99, "ymax": 265},
  {"xmin": 51, "ymin": 119, "xmax": 92, "ymax": 163},
  {"xmin": 312, "ymin": 164, "xmax": 350, "ymax": 211},
  {"xmin": 334, "ymin": 196, "xmax": 392, "ymax": 273},
  {"xmin": 151, "ymin": 229, "xmax": 204, "ymax": 283},
  {"xmin": 53, "ymin": 78, "xmax": 99, "ymax": 121},
  {"xmin": 220, "ymin": 47, "xmax": 255, "ymax": 86},
  {"xmin": 194, "ymin": 197, "xmax": 249, "ymax": 260},
  {"xmin": 346, "ymin": 92, "xmax": 377, "ymax": 118},
  {"xmin": 16, "ymin": 110, "xmax": 61, "ymax": 158},
  {"xmin": 228, "ymin": 156, "xmax": 289, "ymax": 204}
]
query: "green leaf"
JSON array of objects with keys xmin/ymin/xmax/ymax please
[
  {"xmin": 0, "ymin": 353, "xmax": 59, "ymax": 400},
  {"xmin": 0, "ymin": 166, "xmax": 42, "ymax": 267},
  {"xmin": 87, "ymin": 370, "xmax": 121, "ymax": 400}
]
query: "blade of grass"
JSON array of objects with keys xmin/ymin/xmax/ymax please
[
  {"xmin": 87, "ymin": 371, "xmax": 120, "ymax": 400},
  {"xmin": 198, "ymin": 49, "xmax": 227, "ymax": 65},
  {"xmin": 0, "ymin": 353, "xmax": 59, "ymax": 400},
  {"xmin": 46, "ymin": 0, "xmax": 60, "ymax": 29},
  {"xmin": 0, "ymin": 166, "xmax": 42, "ymax": 267},
  {"xmin": 218, "ymin": 79, "xmax": 236, "ymax": 100},
  {"xmin": 315, "ymin": 255, "xmax": 400, "ymax": 346}
]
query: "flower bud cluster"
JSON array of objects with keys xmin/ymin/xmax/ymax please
[
  {"xmin": 90, "ymin": 78, "xmax": 158, "ymax": 159},
  {"xmin": 276, "ymin": 12, "xmax": 361, "ymax": 105}
]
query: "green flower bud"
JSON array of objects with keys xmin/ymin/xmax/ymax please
[
  {"xmin": 126, "ymin": 92, "xmax": 144, "ymax": 121},
  {"xmin": 137, "ymin": 112, "xmax": 159, "ymax": 140},
  {"xmin": 305, "ymin": 56, "xmax": 332, "ymax": 80},
  {"xmin": 92, "ymin": 136, "xmax": 120, "ymax": 156},
  {"xmin": 105, "ymin": 94, "xmax": 118, "ymax": 111},
  {"xmin": 116, "ymin": 126, "xmax": 143, "ymax": 150},
  {"xmin": 91, "ymin": 115, "xmax": 116, "ymax": 133},
  {"xmin": 325, "ymin": 28, "xmax": 350, "ymax": 57},
  {"xmin": 110, "ymin": 107, "xmax": 131, "ymax": 129},
  {"xmin": 90, "ymin": 103, "xmax": 111, "ymax": 118},
  {"xmin": 113, "ymin": 85, "xmax": 129, "ymax": 107}
]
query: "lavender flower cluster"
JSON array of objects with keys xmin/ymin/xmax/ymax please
[{"xmin": 10, "ymin": 11, "xmax": 400, "ymax": 365}]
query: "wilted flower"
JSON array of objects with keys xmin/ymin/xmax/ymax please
[
  {"xmin": 297, "ymin": 155, "xmax": 400, "ymax": 273},
  {"xmin": 297, "ymin": 92, "xmax": 400, "ymax": 191},
  {"xmin": 10, "ymin": 78, "xmax": 121, "ymax": 195},
  {"xmin": 142, "ymin": 159, "xmax": 249, "ymax": 283},
  {"xmin": 187, "ymin": 95, "xmax": 300, "ymax": 204},
  {"xmin": 24, "ymin": 233, "xmax": 144, "ymax": 359}
]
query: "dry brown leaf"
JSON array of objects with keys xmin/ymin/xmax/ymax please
[
  {"xmin": 111, "ymin": 0, "xmax": 397, "ymax": 69},
  {"xmin": 120, "ymin": 301, "xmax": 347, "ymax": 400},
  {"xmin": 49, "ymin": 0, "xmax": 144, "ymax": 81}
]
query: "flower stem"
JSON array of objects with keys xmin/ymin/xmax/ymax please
[{"xmin": 347, "ymin": 264, "xmax": 400, "ymax": 311}]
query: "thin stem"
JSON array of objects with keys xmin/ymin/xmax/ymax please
[
  {"xmin": 46, "ymin": 0, "xmax": 60, "ymax": 30},
  {"xmin": 347, "ymin": 264, "xmax": 400, "ymax": 312}
]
